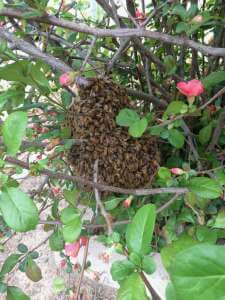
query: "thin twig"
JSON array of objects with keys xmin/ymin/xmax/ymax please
[
  {"xmin": 74, "ymin": 238, "xmax": 90, "ymax": 300},
  {"xmin": 156, "ymin": 193, "xmax": 180, "ymax": 214},
  {"xmin": 79, "ymin": 36, "xmax": 97, "ymax": 74},
  {"xmin": 207, "ymin": 111, "xmax": 225, "ymax": 151},
  {"xmin": 39, "ymin": 193, "xmax": 183, "ymax": 229},
  {"xmin": 94, "ymin": 160, "xmax": 113, "ymax": 235}
]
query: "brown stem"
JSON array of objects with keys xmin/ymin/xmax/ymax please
[
  {"xmin": 74, "ymin": 238, "xmax": 90, "ymax": 300},
  {"xmin": 0, "ymin": 9, "xmax": 225, "ymax": 56},
  {"xmin": 4, "ymin": 156, "xmax": 189, "ymax": 196}
]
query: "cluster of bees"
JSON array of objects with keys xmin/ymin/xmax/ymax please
[{"xmin": 66, "ymin": 77, "xmax": 160, "ymax": 190}]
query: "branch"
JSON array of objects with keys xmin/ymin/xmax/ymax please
[
  {"xmin": 0, "ymin": 27, "xmax": 88, "ymax": 87},
  {"xmin": 207, "ymin": 111, "xmax": 225, "ymax": 151},
  {"xmin": 93, "ymin": 160, "xmax": 113, "ymax": 235},
  {"xmin": 0, "ymin": 28, "xmax": 165, "ymax": 106},
  {"xmin": 4, "ymin": 156, "xmax": 189, "ymax": 196},
  {"xmin": 74, "ymin": 238, "xmax": 89, "ymax": 300},
  {"xmin": 1, "ymin": 8, "xmax": 225, "ymax": 56}
]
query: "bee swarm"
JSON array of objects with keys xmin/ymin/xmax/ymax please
[{"xmin": 66, "ymin": 77, "xmax": 160, "ymax": 191}]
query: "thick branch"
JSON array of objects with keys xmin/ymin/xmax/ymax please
[
  {"xmin": 4, "ymin": 156, "xmax": 189, "ymax": 196},
  {"xmin": 1, "ymin": 8, "xmax": 225, "ymax": 56},
  {"xmin": 0, "ymin": 27, "xmax": 88, "ymax": 86},
  {"xmin": 0, "ymin": 28, "xmax": 164, "ymax": 106}
]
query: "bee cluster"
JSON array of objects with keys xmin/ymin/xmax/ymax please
[{"xmin": 66, "ymin": 77, "xmax": 160, "ymax": 191}]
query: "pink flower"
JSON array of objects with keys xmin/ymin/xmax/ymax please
[
  {"xmin": 170, "ymin": 168, "xmax": 185, "ymax": 175},
  {"xmin": 59, "ymin": 72, "xmax": 75, "ymax": 86},
  {"xmin": 176, "ymin": 79, "xmax": 204, "ymax": 97},
  {"xmin": 65, "ymin": 241, "xmax": 81, "ymax": 258}
]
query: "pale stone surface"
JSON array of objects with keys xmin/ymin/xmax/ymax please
[{"xmin": 0, "ymin": 175, "xmax": 169, "ymax": 299}]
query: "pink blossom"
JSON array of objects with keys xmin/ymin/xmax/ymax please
[
  {"xmin": 176, "ymin": 79, "xmax": 204, "ymax": 97},
  {"xmin": 59, "ymin": 72, "xmax": 75, "ymax": 86},
  {"xmin": 65, "ymin": 241, "xmax": 81, "ymax": 258},
  {"xmin": 170, "ymin": 168, "xmax": 184, "ymax": 175}
]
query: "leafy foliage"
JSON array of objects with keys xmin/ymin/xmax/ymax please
[{"xmin": 0, "ymin": 0, "xmax": 224, "ymax": 299}]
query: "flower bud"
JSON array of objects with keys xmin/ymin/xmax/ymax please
[
  {"xmin": 170, "ymin": 168, "xmax": 185, "ymax": 175},
  {"xmin": 123, "ymin": 196, "xmax": 133, "ymax": 208},
  {"xmin": 59, "ymin": 72, "xmax": 75, "ymax": 86},
  {"xmin": 192, "ymin": 15, "xmax": 203, "ymax": 24}
]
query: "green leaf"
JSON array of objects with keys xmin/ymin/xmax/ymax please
[
  {"xmin": 196, "ymin": 226, "xmax": 217, "ymax": 244},
  {"xmin": 188, "ymin": 177, "xmax": 222, "ymax": 199},
  {"xmin": 164, "ymin": 101, "xmax": 188, "ymax": 116},
  {"xmin": 168, "ymin": 129, "xmax": 185, "ymax": 149},
  {"xmin": 164, "ymin": 55, "xmax": 177, "ymax": 75},
  {"xmin": 202, "ymin": 71, "xmax": 225, "ymax": 90},
  {"xmin": 17, "ymin": 244, "xmax": 28, "ymax": 254},
  {"xmin": 171, "ymin": 4, "xmax": 187, "ymax": 20},
  {"xmin": 0, "ymin": 282, "xmax": 7, "ymax": 293},
  {"xmin": 161, "ymin": 234, "xmax": 198, "ymax": 270},
  {"xmin": 0, "ymin": 254, "xmax": 21, "ymax": 276},
  {"xmin": 2, "ymin": 112, "xmax": 28, "ymax": 155},
  {"xmin": 111, "ymin": 260, "xmax": 135, "ymax": 282},
  {"xmin": 60, "ymin": 207, "xmax": 82, "ymax": 243},
  {"xmin": 213, "ymin": 212, "xmax": 225, "ymax": 229},
  {"xmin": 25, "ymin": 257, "xmax": 42, "ymax": 282},
  {"xmin": 52, "ymin": 277, "xmax": 66, "ymax": 294},
  {"xmin": 49, "ymin": 229, "xmax": 64, "ymax": 251},
  {"xmin": 176, "ymin": 22, "xmax": 189, "ymax": 34},
  {"xmin": 126, "ymin": 204, "xmax": 156, "ymax": 255},
  {"xmin": 63, "ymin": 189, "xmax": 79, "ymax": 207},
  {"xmin": 22, "ymin": 9, "xmax": 43, "ymax": 19},
  {"xmin": 158, "ymin": 167, "xmax": 171, "ymax": 180},
  {"xmin": 6, "ymin": 286, "xmax": 30, "ymax": 300},
  {"xmin": 116, "ymin": 109, "xmax": 140, "ymax": 127},
  {"xmin": 29, "ymin": 63, "xmax": 50, "ymax": 88},
  {"xmin": 0, "ymin": 61, "xmax": 30, "ymax": 83},
  {"xmin": 128, "ymin": 118, "xmax": 148, "ymax": 138},
  {"xmin": 0, "ymin": 187, "xmax": 39, "ymax": 232},
  {"xmin": 105, "ymin": 197, "xmax": 124, "ymax": 211},
  {"xmin": 142, "ymin": 256, "xmax": 156, "ymax": 274},
  {"xmin": 166, "ymin": 283, "xmax": 178, "ymax": 300},
  {"xmin": 169, "ymin": 244, "xmax": 225, "ymax": 300},
  {"xmin": 199, "ymin": 123, "xmax": 212, "ymax": 145},
  {"xmin": 187, "ymin": 3, "xmax": 198, "ymax": 18},
  {"xmin": 117, "ymin": 273, "xmax": 149, "ymax": 300},
  {"xmin": 129, "ymin": 252, "xmax": 142, "ymax": 267}
]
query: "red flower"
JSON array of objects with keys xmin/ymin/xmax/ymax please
[
  {"xmin": 79, "ymin": 236, "xmax": 88, "ymax": 247},
  {"xmin": 177, "ymin": 79, "xmax": 204, "ymax": 97},
  {"xmin": 65, "ymin": 241, "xmax": 81, "ymax": 258}
]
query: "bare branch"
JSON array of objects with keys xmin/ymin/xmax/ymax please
[
  {"xmin": 4, "ymin": 156, "xmax": 189, "ymax": 196},
  {"xmin": 93, "ymin": 160, "xmax": 113, "ymax": 235},
  {"xmin": 207, "ymin": 111, "xmax": 225, "ymax": 151},
  {"xmin": 1, "ymin": 8, "xmax": 225, "ymax": 56}
]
